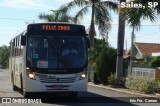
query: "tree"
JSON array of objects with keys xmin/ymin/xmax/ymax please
[
  {"xmin": 0, "ymin": 45, "xmax": 10, "ymax": 69},
  {"xmin": 89, "ymin": 38, "xmax": 109, "ymax": 65},
  {"xmin": 150, "ymin": 56, "xmax": 160, "ymax": 68},
  {"xmin": 96, "ymin": 46, "xmax": 117, "ymax": 84},
  {"xmin": 38, "ymin": 10, "xmax": 73, "ymax": 22},
  {"xmin": 124, "ymin": 0, "xmax": 160, "ymax": 30},
  {"xmin": 116, "ymin": 0, "xmax": 126, "ymax": 78},
  {"xmin": 57, "ymin": 0, "xmax": 118, "ymax": 47},
  {"xmin": 88, "ymin": 38, "xmax": 117, "ymax": 85}
]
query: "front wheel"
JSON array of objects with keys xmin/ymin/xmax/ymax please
[
  {"xmin": 23, "ymin": 90, "xmax": 31, "ymax": 98},
  {"xmin": 20, "ymin": 74, "xmax": 30, "ymax": 98}
]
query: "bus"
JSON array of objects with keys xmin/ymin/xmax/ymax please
[{"xmin": 9, "ymin": 22, "xmax": 90, "ymax": 98}]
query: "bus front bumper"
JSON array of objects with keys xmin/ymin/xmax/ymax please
[{"xmin": 25, "ymin": 77, "xmax": 87, "ymax": 92}]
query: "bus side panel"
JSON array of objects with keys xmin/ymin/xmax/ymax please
[
  {"xmin": 21, "ymin": 46, "xmax": 26, "ymax": 91},
  {"xmin": 9, "ymin": 57, "xmax": 12, "ymax": 82},
  {"xmin": 14, "ymin": 57, "xmax": 23, "ymax": 88},
  {"xmin": 12, "ymin": 46, "xmax": 26, "ymax": 89},
  {"xmin": 11, "ymin": 57, "xmax": 16, "ymax": 85},
  {"xmin": 14, "ymin": 57, "xmax": 19, "ymax": 88}
]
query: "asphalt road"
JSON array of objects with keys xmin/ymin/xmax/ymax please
[{"xmin": 0, "ymin": 69, "xmax": 159, "ymax": 106}]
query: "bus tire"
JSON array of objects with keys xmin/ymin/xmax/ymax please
[
  {"xmin": 23, "ymin": 91, "xmax": 30, "ymax": 98},
  {"xmin": 69, "ymin": 92, "xmax": 78, "ymax": 98},
  {"xmin": 20, "ymin": 74, "xmax": 30, "ymax": 98},
  {"xmin": 20, "ymin": 74, "xmax": 23, "ymax": 91},
  {"xmin": 12, "ymin": 74, "xmax": 19, "ymax": 91}
]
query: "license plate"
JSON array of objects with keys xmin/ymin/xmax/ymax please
[{"xmin": 53, "ymin": 85, "xmax": 63, "ymax": 89}]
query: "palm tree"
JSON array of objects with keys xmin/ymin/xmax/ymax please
[
  {"xmin": 116, "ymin": 0, "xmax": 126, "ymax": 78},
  {"xmin": 39, "ymin": 13, "xmax": 55, "ymax": 22},
  {"xmin": 124, "ymin": 0, "xmax": 160, "ymax": 30},
  {"xmin": 57, "ymin": 0, "xmax": 118, "ymax": 47},
  {"xmin": 38, "ymin": 10, "xmax": 73, "ymax": 22},
  {"xmin": 89, "ymin": 38, "xmax": 109, "ymax": 65}
]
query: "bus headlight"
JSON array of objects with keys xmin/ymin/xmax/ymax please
[
  {"xmin": 80, "ymin": 71, "xmax": 87, "ymax": 79},
  {"xmin": 27, "ymin": 72, "xmax": 36, "ymax": 80},
  {"xmin": 28, "ymin": 73, "xmax": 34, "ymax": 78}
]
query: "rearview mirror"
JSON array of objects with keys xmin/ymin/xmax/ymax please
[{"xmin": 21, "ymin": 35, "xmax": 26, "ymax": 46}]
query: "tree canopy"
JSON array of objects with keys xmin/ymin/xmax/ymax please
[
  {"xmin": 0, "ymin": 45, "xmax": 10, "ymax": 69},
  {"xmin": 123, "ymin": 0, "xmax": 160, "ymax": 30}
]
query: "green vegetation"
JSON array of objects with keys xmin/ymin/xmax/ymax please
[
  {"xmin": 130, "ymin": 56, "xmax": 160, "ymax": 68},
  {"xmin": 150, "ymin": 56, "xmax": 160, "ymax": 68},
  {"xmin": 39, "ymin": 10, "xmax": 73, "ymax": 22},
  {"xmin": 0, "ymin": 45, "xmax": 10, "ymax": 69},
  {"xmin": 96, "ymin": 47, "xmax": 117, "ymax": 85},
  {"xmin": 88, "ymin": 38, "xmax": 117, "ymax": 85},
  {"xmin": 125, "ymin": 77, "xmax": 160, "ymax": 94},
  {"xmin": 124, "ymin": 0, "xmax": 160, "ymax": 30},
  {"xmin": 107, "ymin": 73, "xmax": 125, "ymax": 87},
  {"xmin": 89, "ymin": 38, "xmax": 108, "ymax": 65}
]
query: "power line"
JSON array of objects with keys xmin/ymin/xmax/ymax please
[
  {"xmin": 0, "ymin": 17, "xmax": 160, "ymax": 27},
  {"xmin": 82, "ymin": 23, "xmax": 160, "ymax": 26},
  {"xmin": 0, "ymin": 17, "xmax": 38, "ymax": 21},
  {"xmin": 125, "ymin": 31, "xmax": 160, "ymax": 39},
  {"xmin": 109, "ymin": 31, "xmax": 160, "ymax": 40},
  {"xmin": 135, "ymin": 31, "xmax": 160, "ymax": 38}
]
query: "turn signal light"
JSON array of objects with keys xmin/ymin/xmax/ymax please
[{"xmin": 26, "ymin": 67, "xmax": 30, "ymax": 71}]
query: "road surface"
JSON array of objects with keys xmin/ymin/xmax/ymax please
[{"xmin": 0, "ymin": 68, "xmax": 159, "ymax": 106}]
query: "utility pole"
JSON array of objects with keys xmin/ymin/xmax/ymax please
[
  {"xmin": 126, "ymin": 40, "xmax": 127, "ymax": 51},
  {"xmin": 130, "ymin": 26, "xmax": 135, "ymax": 76}
]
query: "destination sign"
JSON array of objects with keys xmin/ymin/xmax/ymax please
[
  {"xmin": 27, "ymin": 23, "xmax": 85, "ymax": 34},
  {"xmin": 42, "ymin": 25, "xmax": 70, "ymax": 31}
]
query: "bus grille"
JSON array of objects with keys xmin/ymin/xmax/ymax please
[{"xmin": 36, "ymin": 74, "xmax": 76, "ymax": 83}]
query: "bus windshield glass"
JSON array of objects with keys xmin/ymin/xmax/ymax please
[{"xmin": 27, "ymin": 35, "xmax": 87, "ymax": 69}]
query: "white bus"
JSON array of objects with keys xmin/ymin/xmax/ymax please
[{"xmin": 9, "ymin": 23, "xmax": 89, "ymax": 98}]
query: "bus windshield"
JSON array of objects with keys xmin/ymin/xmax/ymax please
[{"xmin": 27, "ymin": 34, "xmax": 87, "ymax": 69}]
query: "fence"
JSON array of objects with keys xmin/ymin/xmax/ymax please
[{"xmin": 131, "ymin": 68, "xmax": 156, "ymax": 80}]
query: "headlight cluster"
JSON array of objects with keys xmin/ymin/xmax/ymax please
[
  {"xmin": 80, "ymin": 71, "xmax": 87, "ymax": 80},
  {"xmin": 28, "ymin": 73, "xmax": 36, "ymax": 80},
  {"xmin": 26, "ymin": 67, "xmax": 36, "ymax": 80}
]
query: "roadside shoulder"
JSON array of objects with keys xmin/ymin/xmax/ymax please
[{"xmin": 88, "ymin": 82, "xmax": 160, "ymax": 98}]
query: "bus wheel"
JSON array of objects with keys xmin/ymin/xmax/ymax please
[
  {"xmin": 20, "ymin": 74, "xmax": 23, "ymax": 91},
  {"xmin": 69, "ymin": 92, "xmax": 78, "ymax": 98},
  {"xmin": 20, "ymin": 74, "xmax": 30, "ymax": 98},
  {"xmin": 12, "ymin": 74, "xmax": 19, "ymax": 91},
  {"xmin": 23, "ymin": 91, "xmax": 30, "ymax": 98}
]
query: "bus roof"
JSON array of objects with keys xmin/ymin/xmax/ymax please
[{"xmin": 28, "ymin": 22, "xmax": 84, "ymax": 27}]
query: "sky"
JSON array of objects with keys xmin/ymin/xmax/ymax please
[{"xmin": 0, "ymin": 0, "xmax": 160, "ymax": 50}]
